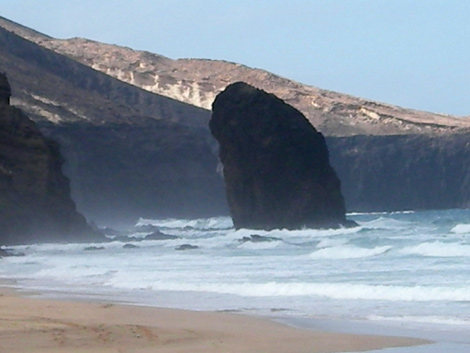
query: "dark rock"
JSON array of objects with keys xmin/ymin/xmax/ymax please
[
  {"xmin": 112, "ymin": 231, "xmax": 178, "ymax": 242},
  {"xmin": 101, "ymin": 227, "xmax": 130, "ymax": 237},
  {"xmin": 175, "ymin": 244, "xmax": 199, "ymax": 251},
  {"xmin": 240, "ymin": 234, "xmax": 281, "ymax": 243},
  {"xmin": 144, "ymin": 231, "xmax": 179, "ymax": 240},
  {"xmin": 83, "ymin": 246, "xmax": 105, "ymax": 251},
  {"xmin": 210, "ymin": 82, "xmax": 351, "ymax": 230},
  {"xmin": 123, "ymin": 243, "xmax": 138, "ymax": 249},
  {"xmin": 135, "ymin": 225, "xmax": 161, "ymax": 233},
  {"xmin": 113, "ymin": 235, "xmax": 142, "ymax": 243},
  {"xmin": 0, "ymin": 248, "xmax": 24, "ymax": 257},
  {"xmin": 0, "ymin": 73, "xmax": 101, "ymax": 245},
  {"xmin": 0, "ymin": 72, "xmax": 10, "ymax": 104}
]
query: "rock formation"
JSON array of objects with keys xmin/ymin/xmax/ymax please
[
  {"xmin": 210, "ymin": 82, "xmax": 352, "ymax": 230},
  {"xmin": 0, "ymin": 73, "xmax": 98, "ymax": 244},
  {"xmin": 0, "ymin": 25, "xmax": 226, "ymax": 226},
  {"xmin": 2, "ymin": 16, "xmax": 470, "ymax": 218}
]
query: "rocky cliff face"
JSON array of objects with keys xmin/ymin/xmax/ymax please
[
  {"xmin": 1, "ymin": 16, "xmax": 470, "ymax": 218},
  {"xmin": 1, "ymin": 16, "xmax": 469, "ymax": 137},
  {"xmin": 45, "ymin": 42, "xmax": 470, "ymax": 136},
  {"xmin": 327, "ymin": 133, "xmax": 470, "ymax": 212},
  {"xmin": 41, "ymin": 121, "xmax": 225, "ymax": 225},
  {"xmin": 0, "ymin": 24, "xmax": 226, "ymax": 226},
  {"xmin": 0, "ymin": 24, "xmax": 209, "ymax": 128},
  {"xmin": 0, "ymin": 73, "xmax": 97, "ymax": 244},
  {"xmin": 211, "ymin": 82, "xmax": 349, "ymax": 229}
]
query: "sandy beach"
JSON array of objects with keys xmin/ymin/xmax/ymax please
[{"xmin": 0, "ymin": 286, "xmax": 429, "ymax": 353}]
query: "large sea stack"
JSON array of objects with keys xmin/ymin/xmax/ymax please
[
  {"xmin": 210, "ymin": 82, "xmax": 351, "ymax": 230},
  {"xmin": 0, "ymin": 73, "xmax": 98, "ymax": 245}
]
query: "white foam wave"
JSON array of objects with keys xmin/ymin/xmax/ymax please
[
  {"xmin": 391, "ymin": 210, "xmax": 415, "ymax": 214},
  {"xmin": 103, "ymin": 279, "xmax": 470, "ymax": 302},
  {"xmin": 8, "ymin": 242, "xmax": 108, "ymax": 254},
  {"xmin": 400, "ymin": 241, "xmax": 470, "ymax": 257},
  {"xmin": 237, "ymin": 240, "xmax": 282, "ymax": 250},
  {"xmin": 451, "ymin": 223, "xmax": 470, "ymax": 234},
  {"xmin": 309, "ymin": 245, "xmax": 392, "ymax": 259},
  {"xmin": 359, "ymin": 217, "xmax": 411, "ymax": 230},
  {"xmin": 4, "ymin": 210, "xmax": 470, "ymax": 330},
  {"xmin": 316, "ymin": 238, "xmax": 350, "ymax": 248},
  {"xmin": 347, "ymin": 210, "xmax": 415, "ymax": 216},
  {"xmin": 368, "ymin": 315, "xmax": 470, "ymax": 326},
  {"xmin": 347, "ymin": 211, "xmax": 389, "ymax": 216},
  {"xmin": 230, "ymin": 226, "xmax": 362, "ymax": 242},
  {"xmin": 136, "ymin": 216, "xmax": 233, "ymax": 230},
  {"xmin": 33, "ymin": 267, "xmax": 115, "ymax": 280}
]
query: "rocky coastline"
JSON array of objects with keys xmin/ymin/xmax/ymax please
[
  {"xmin": 1, "ymin": 16, "xmax": 469, "ymax": 225},
  {"xmin": 0, "ymin": 73, "xmax": 98, "ymax": 245}
]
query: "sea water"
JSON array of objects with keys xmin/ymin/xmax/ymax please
[{"xmin": 1, "ymin": 209, "xmax": 470, "ymax": 351}]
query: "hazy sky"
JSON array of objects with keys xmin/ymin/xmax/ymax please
[{"xmin": 1, "ymin": 1, "xmax": 469, "ymax": 116}]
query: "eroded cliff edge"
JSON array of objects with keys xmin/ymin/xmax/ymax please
[{"xmin": 0, "ymin": 73, "xmax": 97, "ymax": 244}]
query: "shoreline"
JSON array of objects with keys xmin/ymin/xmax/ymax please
[{"xmin": 0, "ymin": 284, "xmax": 429, "ymax": 353}]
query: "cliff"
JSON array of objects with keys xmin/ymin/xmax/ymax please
[
  {"xmin": 2, "ymin": 16, "xmax": 469, "ymax": 137},
  {"xmin": 211, "ymin": 82, "xmax": 350, "ymax": 229},
  {"xmin": 1, "ymin": 16, "xmax": 467, "ymax": 138},
  {"xmin": 1, "ymin": 16, "xmax": 470, "ymax": 219},
  {"xmin": 328, "ymin": 134, "xmax": 470, "ymax": 212},
  {"xmin": 0, "ymin": 73, "xmax": 97, "ymax": 244},
  {"xmin": 0, "ymin": 24, "xmax": 226, "ymax": 226}
]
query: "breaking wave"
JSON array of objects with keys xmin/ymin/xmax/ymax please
[
  {"xmin": 400, "ymin": 241, "xmax": 470, "ymax": 257},
  {"xmin": 136, "ymin": 216, "xmax": 233, "ymax": 230},
  {"xmin": 309, "ymin": 245, "xmax": 392, "ymax": 259},
  {"xmin": 102, "ymin": 278, "xmax": 470, "ymax": 302},
  {"xmin": 451, "ymin": 223, "xmax": 470, "ymax": 234},
  {"xmin": 3, "ymin": 209, "xmax": 470, "ymax": 330}
]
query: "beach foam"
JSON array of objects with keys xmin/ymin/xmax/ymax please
[{"xmin": 2, "ymin": 209, "xmax": 470, "ymax": 333}]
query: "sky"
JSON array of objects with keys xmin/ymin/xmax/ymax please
[{"xmin": 0, "ymin": 0, "xmax": 469, "ymax": 116}]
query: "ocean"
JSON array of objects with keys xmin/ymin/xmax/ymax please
[{"xmin": 1, "ymin": 209, "xmax": 470, "ymax": 352}]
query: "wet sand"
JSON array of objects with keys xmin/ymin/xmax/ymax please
[{"xmin": 0, "ymin": 287, "xmax": 428, "ymax": 353}]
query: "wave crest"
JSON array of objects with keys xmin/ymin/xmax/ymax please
[
  {"xmin": 309, "ymin": 245, "xmax": 392, "ymax": 259},
  {"xmin": 400, "ymin": 241, "xmax": 470, "ymax": 257}
]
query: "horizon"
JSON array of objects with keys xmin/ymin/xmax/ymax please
[{"xmin": 0, "ymin": 0, "xmax": 469, "ymax": 116}]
